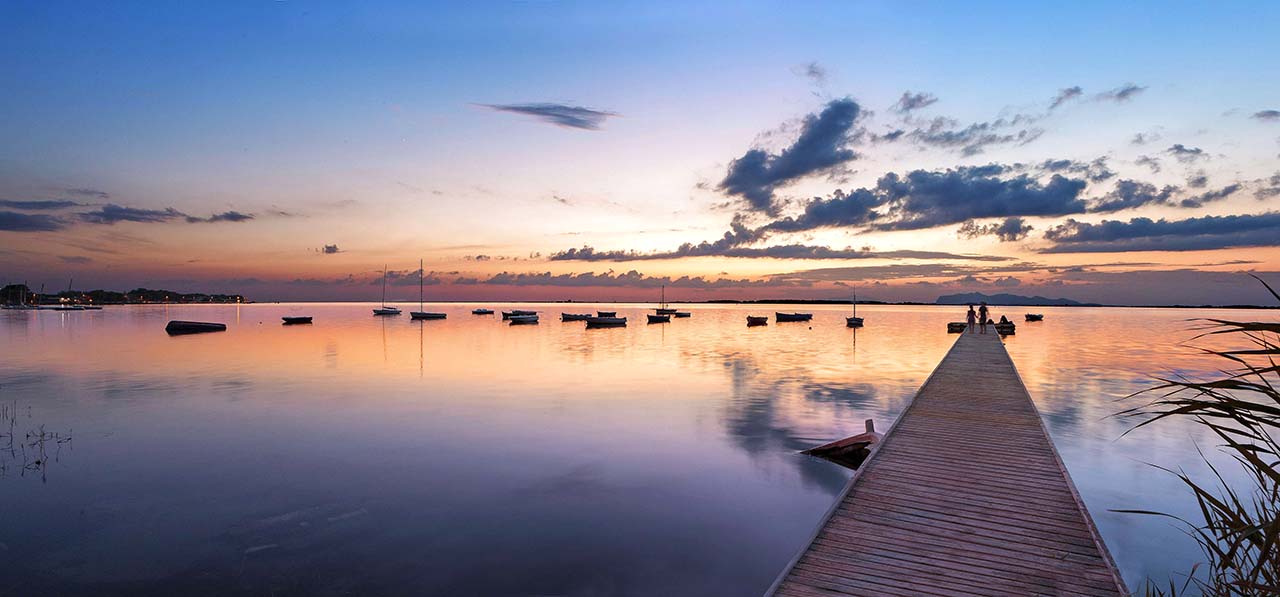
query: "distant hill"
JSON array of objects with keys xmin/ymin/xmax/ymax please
[{"xmin": 935, "ymin": 292, "xmax": 1092, "ymax": 307}]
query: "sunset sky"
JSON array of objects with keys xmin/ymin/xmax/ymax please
[{"xmin": 2, "ymin": 1, "xmax": 1279, "ymax": 304}]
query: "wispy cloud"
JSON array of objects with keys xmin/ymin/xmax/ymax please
[
  {"xmin": 0, "ymin": 199, "xmax": 82, "ymax": 210},
  {"xmin": 478, "ymin": 102, "xmax": 619, "ymax": 130},
  {"xmin": 1167, "ymin": 143, "xmax": 1208, "ymax": 163},
  {"xmin": 0, "ymin": 211, "xmax": 66, "ymax": 232},
  {"xmin": 185, "ymin": 211, "xmax": 254, "ymax": 223},
  {"xmin": 1252, "ymin": 110, "xmax": 1280, "ymax": 121},
  {"xmin": 78, "ymin": 204, "xmax": 183, "ymax": 224},
  {"xmin": 1048, "ymin": 86, "xmax": 1083, "ymax": 110},
  {"xmin": 1095, "ymin": 83, "xmax": 1146, "ymax": 103},
  {"xmin": 891, "ymin": 91, "xmax": 938, "ymax": 114}
]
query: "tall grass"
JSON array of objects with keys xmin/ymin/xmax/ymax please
[{"xmin": 1119, "ymin": 275, "xmax": 1280, "ymax": 596}]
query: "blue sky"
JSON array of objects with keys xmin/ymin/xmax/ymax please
[{"xmin": 2, "ymin": 1, "xmax": 1279, "ymax": 304}]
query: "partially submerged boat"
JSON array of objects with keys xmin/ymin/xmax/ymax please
[
  {"xmin": 803, "ymin": 419, "xmax": 883, "ymax": 470},
  {"xmin": 647, "ymin": 314, "xmax": 670, "ymax": 324},
  {"xmin": 747, "ymin": 315, "xmax": 768, "ymax": 326},
  {"xmin": 165, "ymin": 320, "xmax": 226, "ymax": 335},
  {"xmin": 409, "ymin": 259, "xmax": 447, "ymax": 320},
  {"xmin": 1025, "ymin": 313, "xmax": 1044, "ymax": 322},
  {"xmin": 561, "ymin": 313, "xmax": 592, "ymax": 322},
  {"xmin": 472, "ymin": 308, "xmax": 494, "ymax": 315},
  {"xmin": 502, "ymin": 309, "xmax": 536, "ymax": 320},
  {"xmin": 775, "ymin": 312, "xmax": 813, "ymax": 322},
  {"xmin": 585, "ymin": 316, "xmax": 626, "ymax": 328},
  {"xmin": 508, "ymin": 314, "xmax": 539, "ymax": 325},
  {"xmin": 282, "ymin": 316, "xmax": 313, "ymax": 325}
]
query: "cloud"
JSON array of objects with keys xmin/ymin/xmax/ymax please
[
  {"xmin": 904, "ymin": 116, "xmax": 1043, "ymax": 156},
  {"xmin": 185, "ymin": 210, "xmax": 255, "ymax": 223},
  {"xmin": 478, "ymin": 103, "xmax": 618, "ymax": 130},
  {"xmin": 797, "ymin": 62, "xmax": 827, "ymax": 85},
  {"xmin": 1095, "ymin": 83, "xmax": 1146, "ymax": 103},
  {"xmin": 1256, "ymin": 173, "xmax": 1280, "ymax": 199},
  {"xmin": 1178, "ymin": 183, "xmax": 1241, "ymax": 208},
  {"xmin": 1034, "ymin": 157, "xmax": 1114, "ymax": 182},
  {"xmin": 1167, "ymin": 143, "xmax": 1207, "ymax": 163},
  {"xmin": 321, "ymin": 244, "xmax": 341, "ymax": 254},
  {"xmin": 0, "ymin": 199, "xmax": 82, "ymax": 210},
  {"xmin": 1048, "ymin": 86, "xmax": 1083, "ymax": 110},
  {"xmin": 874, "ymin": 166, "xmax": 1087, "ymax": 230},
  {"xmin": 57, "ymin": 255, "xmax": 92, "ymax": 264},
  {"xmin": 477, "ymin": 269, "xmax": 808, "ymax": 289},
  {"xmin": 1131, "ymin": 131, "xmax": 1161, "ymax": 145},
  {"xmin": 760, "ymin": 188, "xmax": 884, "ymax": 233},
  {"xmin": 0, "ymin": 211, "xmax": 66, "ymax": 232},
  {"xmin": 718, "ymin": 98, "xmax": 863, "ymax": 214},
  {"xmin": 1252, "ymin": 110, "xmax": 1280, "ymax": 121},
  {"xmin": 992, "ymin": 276, "xmax": 1021, "ymax": 287},
  {"xmin": 957, "ymin": 217, "xmax": 1034, "ymax": 242},
  {"xmin": 1089, "ymin": 179, "xmax": 1179, "ymax": 212},
  {"xmin": 1186, "ymin": 173, "xmax": 1208, "ymax": 188},
  {"xmin": 891, "ymin": 91, "xmax": 938, "ymax": 113},
  {"xmin": 1043, "ymin": 212, "xmax": 1280, "ymax": 253},
  {"xmin": 78, "ymin": 204, "xmax": 183, "ymax": 224},
  {"xmin": 1135, "ymin": 155, "xmax": 1162, "ymax": 173},
  {"xmin": 547, "ymin": 242, "xmax": 1010, "ymax": 262},
  {"xmin": 65, "ymin": 187, "xmax": 110, "ymax": 199}
]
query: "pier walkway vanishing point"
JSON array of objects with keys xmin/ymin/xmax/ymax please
[{"xmin": 769, "ymin": 329, "xmax": 1128, "ymax": 596}]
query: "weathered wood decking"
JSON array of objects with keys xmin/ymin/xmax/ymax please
[{"xmin": 770, "ymin": 330, "xmax": 1128, "ymax": 596}]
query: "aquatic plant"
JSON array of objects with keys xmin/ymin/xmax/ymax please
[{"xmin": 1120, "ymin": 275, "xmax": 1280, "ymax": 596}]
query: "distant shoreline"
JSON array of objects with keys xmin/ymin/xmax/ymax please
[{"xmin": 84, "ymin": 299, "xmax": 1280, "ymax": 310}]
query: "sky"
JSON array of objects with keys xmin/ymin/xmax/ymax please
[{"xmin": 2, "ymin": 1, "xmax": 1279, "ymax": 305}]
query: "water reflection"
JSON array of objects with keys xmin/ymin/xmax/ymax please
[{"xmin": 0, "ymin": 303, "xmax": 1259, "ymax": 593}]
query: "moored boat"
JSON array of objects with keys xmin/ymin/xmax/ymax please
[
  {"xmin": 947, "ymin": 321, "xmax": 968, "ymax": 333},
  {"xmin": 502, "ymin": 309, "xmax": 536, "ymax": 320},
  {"xmin": 673, "ymin": 312, "xmax": 691, "ymax": 318},
  {"xmin": 508, "ymin": 314, "xmax": 539, "ymax": 325},
  {"xmin": 409, "ymin": 259, "xmax": 447, "ymax": 320},
  {"xmin": 282, "ymin": 316, "xmax": 313, "ymax": 325},
  {"xmin": 585, "ymin": 316, "xmax": 626, "ymax": 328},
  {"xmin": 165, "ymin": 320, "xmax": 227, "ymax": 335},
  {"xmin": 995, "ymin": 322, "xmax": 1016, "ymax": 335},
  {"xmin": 846, "ymin": 316, "xmax": 864, "ymax": 328},
  {"xmin": 373, "ymin": 264, "xmax": 401, "ymax": 315},
  {"xmin": 596, "ymin": 311, "xmax": 617, "ymax": 317},
  {"xmin": 775, "ymin": 312, "xmax": 813, "ymax": 322},
  {"xmin": 747, "ymin": 315, "xmax": 768, "ymax": 326},
  {"xmin": 647, "ymin": 314, "xmax": 670, "ymax": 324},
  {"xmin": 1025, "ymin": 313, "xmax": 1044, "ymax": 322},
  {"xmin": 561, "ymin": 313, "xmax": 591, "ymax": 322},
  {"xmin": 472, "ymin": 308, "xmax": 494, "ymax": 315}
]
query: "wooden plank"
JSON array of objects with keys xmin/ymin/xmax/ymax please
[{"xmin": 768, "ymin": 330, "xmax": 1128, "ymax": 596}]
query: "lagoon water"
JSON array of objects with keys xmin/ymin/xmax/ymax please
[{"xmin": 0, "ymin": 303, "xmax": 1261, "ymax": 594}]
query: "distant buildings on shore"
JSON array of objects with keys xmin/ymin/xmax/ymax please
[{"xmin": 1, "ymin": 284, "xmax": 246, "ymax": 306}]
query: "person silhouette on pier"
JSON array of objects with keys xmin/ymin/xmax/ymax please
[
  {"xmin": 966, "ymin": 304, "xmax": 977, "ymax": 333},
  {"xmin": 978, "ymin": 302, "xmax": 989, "ymax": 334}
]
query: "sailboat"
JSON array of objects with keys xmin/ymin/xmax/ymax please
[
  {"xmin": 648, "ymin": 285, "xmax": 671, "ymax": 323},
  {"xmin": 846, "ymin": 289, "xmax": 864, "ymax": 328},
  {"xmin": 410, "ymin": 259, "xmax": 446, "ymax": 320},
  {"xmin": 654, "ymin": 284, "xmax": 676, "ymax": 315},
  {"xmin": 372, "ymin": 265, "xmax": 402, "ymax": 315}
]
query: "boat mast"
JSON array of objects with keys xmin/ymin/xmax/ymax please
[
  {"xmin": 418, "ymin": 258, "xmax": 424, "ymax": 311},
  {"xmin": 661, "ymin": 284, "xmax": 666, "ymax": 309},
  {"xmin": 381, "ymin": 265, "xmax": 388, "ymax": 307},
  {"xmin": 853, "ymin": 289, "xmax": 857, "ymax": 318}
]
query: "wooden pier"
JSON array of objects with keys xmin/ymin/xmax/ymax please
[{"xmin": 769, "ymin": 330, "xmax": 1128, "ymax": 596}]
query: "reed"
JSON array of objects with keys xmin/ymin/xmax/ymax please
[{"xmin": 1119, "ymin": 275, "xmax": 1280, "ymax": 596}]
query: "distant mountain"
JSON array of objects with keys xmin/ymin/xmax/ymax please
[{"xmin": 935, "ymin": 292, "xmax": 1091, "ymax": 307}]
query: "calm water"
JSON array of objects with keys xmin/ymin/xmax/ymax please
[{"xmin": 0, "ymin": 303, "xmax": 1261, "ymax": 594}]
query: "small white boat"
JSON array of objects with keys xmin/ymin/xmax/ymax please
[
  {"xmin": 409, "ymin": 259, "xmax": 447, "ymax": 320},
  {"xmin": 561, "ymin": 313, "xmax": 592, "ymax": 322},
  {"xmin": 373, "ymin": 265, "xmax": 401, "ymax": 315},
  {"xmin": 508, "ymin": 314, "xmax": 539, "ymax": 325},
  {"xmin": 647, "ymin": 314, "xmax": 670, "ymax": 324},
  {"xmin": 585, "ymin": 316, "xmax": 626, "ymax": 328}
]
